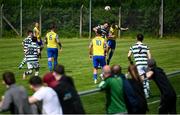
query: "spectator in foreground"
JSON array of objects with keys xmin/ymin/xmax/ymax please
[
  {"xmin": 111, "ymin": 65, "xmax": 140, "ymax": 114},
  {"xmin": 28, "ymin": 76, "xmax": 62, "ymax": 115},
  {"xmin": 98, "ymin": 65, "xmax": 127, "ymax": 114},
  {"xmin": 0, "ymin": 72, "xmax": 32, "ymax": 114},
  {"xmin": 43, "ymin": 72, "xmax": 58, "ymax": 88},
  {"xmin": 145, "ymin": 59, "xmax": 176, "ymax": 114},
  {"xmin": 46, "ymin": 64, "xmax": 85, "ymax": 114},
  {"xmin": 128, "ymin": 64, "xmax": 148, "ymax": 113}
]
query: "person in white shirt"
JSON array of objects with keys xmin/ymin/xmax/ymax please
[{"xmin": 28, "ymin": 76, "xmax": 62, "ymax": 115}]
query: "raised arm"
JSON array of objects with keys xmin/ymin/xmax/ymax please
[{"xmin": 120, "ymin": 27, "xmax": 129, "ymax": 31}]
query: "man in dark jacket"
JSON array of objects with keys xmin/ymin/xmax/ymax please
[
  {"xmin": 0, "ymin": 71, "xmax": 32, "ymax": 114},
  {"xmin": 145, "ymin": 59, "xmax": 177, "ymax": 114},
  {"xmin": 52, "ymin": 64, "xmax": 85, "ymax": 114}
]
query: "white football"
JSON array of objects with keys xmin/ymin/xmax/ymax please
[{"xmin": 105, "ymin": 6, "xmax": 111, "ymax": 11}]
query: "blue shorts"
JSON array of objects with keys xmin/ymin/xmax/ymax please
[
  {"xmin": 47, "ymin": 48, "xmax": 58, "ymax": 59},
  {"xmin": 107, "ymin": 39, "xmax": 116, "ymax": 49},
  {"xmin": 37, "ymin": 39, "xmax": 43, "ymax": 46},
  {"xmin": 93, "ymin": 56, "xmax": 106, "ymax": 68}
]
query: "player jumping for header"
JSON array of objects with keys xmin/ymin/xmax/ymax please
[{"xmin": 107, "ymin": 22, "xmax": 128, "ymax": 65}]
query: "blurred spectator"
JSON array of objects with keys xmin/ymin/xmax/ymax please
[
  {"xmin": 145, "ymin": 59, "xmax": 176, "ymax": 114},
  {"xmin": 0, "ymin": 71, "xmax": 32, "ymax": 114},
  {"xmin": 111, "ymin": 65, "xmax": 140, "ymax": 113},
  {"xmin": 51, "ymin": 64, "xmax": 85, "ymax": 114},
  {"xmin": 128, "ymin": 64, "xmax": 148, "ymax": 113},
  {"xmin": 98, "ymin": 65, "xmax": 127, "ymax": 114},
  {"xmin": 28, "ymin": 76, "xmax": 62, "ymax": 115},
  {"xmin": 43, "ymin": 72, "xmax": 58, "ymax": 88}
]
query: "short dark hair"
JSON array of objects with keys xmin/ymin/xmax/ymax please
[
  {"xmin": 104, "ymin": 22, "xmax": 109, "ymax": 25},
  {"xmin": 2, "ymin": 71, "xmax": 16, "ymax": 85},
  {"xmin": 27, "ymin": 30, "xmax": 33, "ymax": 35},
  {"xmin": 29, "ymin": 76, "xmax": 42, "ymax": 87},
  {"xmin": 137, "ymin": 33, "xmax": 144, "ymax": 42},
  {"xmin": 54, "ymin": 64, "xmax": 65, "ymax": 75},
  {"xmin": 50, "ymin": 24, "xmax": 56, "ymax": 30},
  {"xmin": 96, "ymin": 28, "xmax": 102, "ymax": 35},
  {"xmin": 32, "ymin": 36, "xmax": 37, "ymax": 42}
]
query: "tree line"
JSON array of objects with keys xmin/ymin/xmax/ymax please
[{"xmin": 0, "ymin": 0, "xmax": 179, "ymax": 37}]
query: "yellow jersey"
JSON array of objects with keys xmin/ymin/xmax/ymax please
[
  {"xmin": 46, "ymin": 31, "xmax": 58, "ymax": 48},
  {"xmin": 33, "ymin": 27, "xmax": 40, "ymax": 40},
  {"xmin": 92, "ymin": 36, "xmax": 105, "ymax": 56},
  {"xmin": 109, "ymin": 26, "xmax": 118, "ymax": 40}
]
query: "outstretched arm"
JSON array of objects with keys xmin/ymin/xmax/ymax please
[
  {"xmin": 28, "ymin": 96, "xmax": 39, "ymax": 104},
  {"xmin": 141, "ymin": 71, "xmax": 154, "ymax": 81},
  {"xmin": 115, "ymin": 25, "xmax": 128, "ymax": 31},
  {"xmin": 120, "ymin": 27, "xmax": 128, "ymax": 31}
]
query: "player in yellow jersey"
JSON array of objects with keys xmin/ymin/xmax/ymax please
[
  {"xmin": 33, "ymin": 22, "xmax": 43, "ymax": 58},
  {"xmin": 107, "ymin": 22, "xmax": 128, "ymax": 65},
  {"xmin": 44, "ymin": 25, "xmax": 62, "ymax": 71},
  {"xmin": 89, "ymin": 29, "xmax": 108, "ymax": 84}
]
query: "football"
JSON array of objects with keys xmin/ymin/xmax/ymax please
[{"xmin": 105, "ymin": 6, "xmax": 111, "ymax": 11}]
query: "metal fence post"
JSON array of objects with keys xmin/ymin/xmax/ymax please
[
  {"xmin": 118, "ymin": 6, "xmax": 121, "ymax": 38},
  {"xmin": 0, "ymin": 4, "xmax": 3, "ymax": 38},
  {"xmin": 20, "ymin": 0, "xmax": 22, "ymax": 37},
  {"xmin": 80, "ymin": 5, "xmax": 83, "ymax": 38},
  {"xmin": 89, "ymin": 0, "xmax": 92, "ymax": 39},
  {"xmin": 39, "ymin": 5, "xmax": 43, "ymax": 36},
  {"xmin": 159, "ymin": 0, "xmax": 163, "ymax": 38}
]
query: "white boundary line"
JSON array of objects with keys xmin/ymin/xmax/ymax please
[
  {"xmin": 148, "ymin": 72, "xmax": 180, "ymax": 105},
  {"xmin": 148, "ymin": 95, "xmax": 180, "ymax": 105}
]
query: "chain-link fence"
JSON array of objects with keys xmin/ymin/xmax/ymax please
[{"xmin": 0, "ymin": 0, "xmax": 179, "ymax": 38}]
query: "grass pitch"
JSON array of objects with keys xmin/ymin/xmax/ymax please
[{"xmin": 0, "ymin": 36, "xmax": 180, "ymax": 114}]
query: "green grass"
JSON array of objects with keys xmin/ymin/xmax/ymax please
[{"xmin": 0, "ymin": 36, "xmax": 180, "ymax": 114}]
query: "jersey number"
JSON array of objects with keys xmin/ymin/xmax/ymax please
[
  {"xmin": 96, "ymin": 40, "xmax": 102, "ymax": 46},
  {"xmin": 49, "ymin": 35, "xmax": 52, "ymax": 40},
  {"xmin": 138, "ymin": 46, "xmax": 142, "ymax": 54}
]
